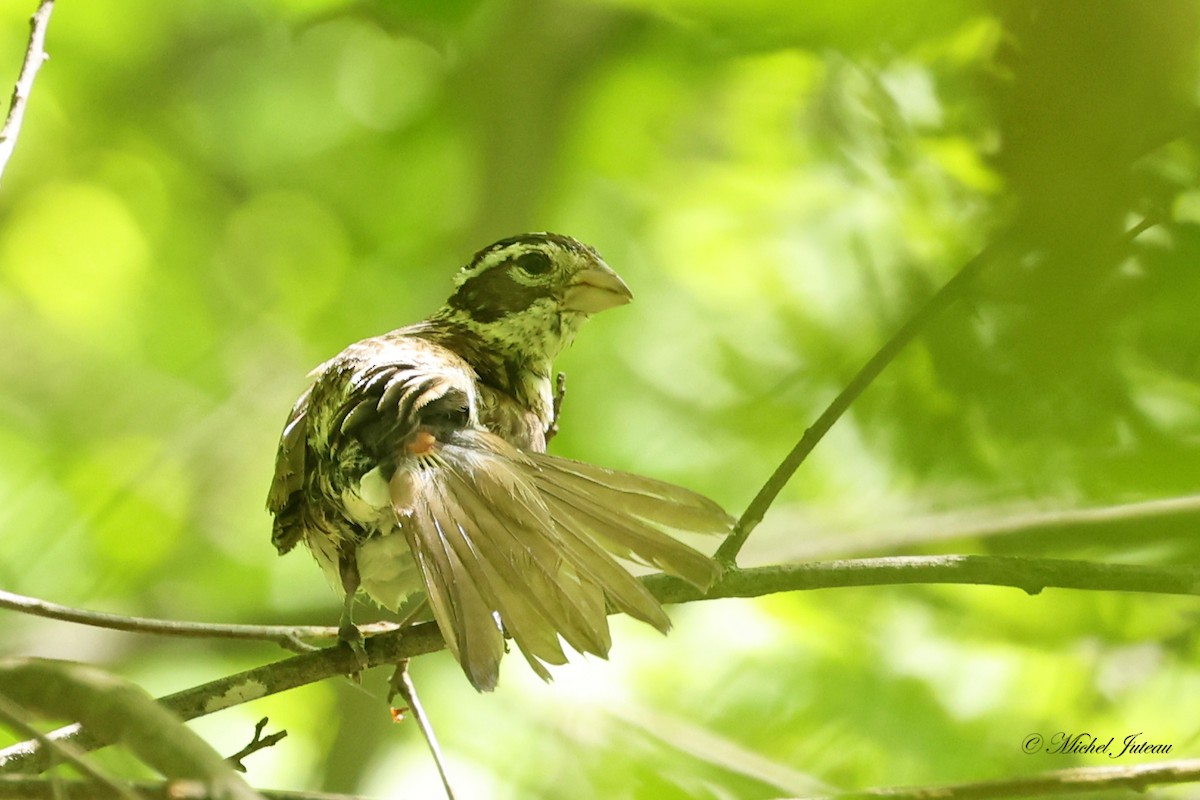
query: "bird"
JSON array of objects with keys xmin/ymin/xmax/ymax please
[{"xmin": 267, "ymin": 233, "xmax": 730, "ymax": 691}]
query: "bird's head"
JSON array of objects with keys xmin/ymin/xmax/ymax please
[{"xmin": 433, "ymin": 233, "xmax": 631, "ymax": 364}]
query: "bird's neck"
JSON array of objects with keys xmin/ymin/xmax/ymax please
[{"xmin": 423, "ymin": 309, "xmax": 561, "ymax": 427}]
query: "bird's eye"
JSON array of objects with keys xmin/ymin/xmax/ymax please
[{"xmin": 515, "ymin": 251, "xmax": 552, "ymax": 275}]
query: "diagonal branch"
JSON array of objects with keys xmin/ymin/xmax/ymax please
[
  {"xmin": 0, "ymin": 694, "xmax": 143, "ymax": 800},
  {"xmin": 387, "ymin": 662, "xmax": 456, "ymax": 800},
  {"xmin": 716, "ymin": 215, "xmax": 1161, "ymax": 567},
  {"xmin": 7, "ymin": 757, "xmax": 1195, "ymax": 800},
  {"xmin": 0, "ymin": 0, "xmax": 54, "ymax": 188},
  {"xmin": 807, "ymin": 757, "xmax": 1200, "ymax": 799},
  {"xmin": 714, "ymin": 243, "xmax": 997, "ymax": 565},
  {"xmin": 0, "ymin": 622, "xmax": 446, "ymax": 775},
  {"xmin": 3, "ymin": 555, "xmax": 1197, "ymax": 774},
  {"xmin": 0, "ymin": 659, "xmax": 262, "ymax": 799}
]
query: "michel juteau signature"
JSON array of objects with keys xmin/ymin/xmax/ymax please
[{"xmin": 1047, "ymin": 732, "xmax": 1173, "ymax": 758}]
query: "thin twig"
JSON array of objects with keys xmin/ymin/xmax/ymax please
[
  {"xmin": 806, "ymin": 757, "xmax": 1200, "ymax": 799},
  {"xmin": 714, "ymin": 245, "xmax": 997, "ymax": 565},
  {"xmin": 387, "ymin": 662, "xmax": 456, "ymax": 800},
  {"xmin": 0, "ymin": 590, "xmax": 398, "ymax": 651},
  {"xmin": 717, "ymin": 216, "xmax": 1160, "ymax": 566},
  {"xmin": 224, "ymin": 718, "xmax": 287, "ymax": 773},
  {"xmin": 3, "ymin": 554, "xmax": 1197, "ymax": 774},
  {"xmin": 0, "ymin": 0, "xmax": 54, "ymax": 188}
]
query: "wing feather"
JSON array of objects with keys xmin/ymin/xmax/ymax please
[
  {"xmin": 445, "ymin": 436, "xmax": 673, "ymax": 632},
  {"xmin": 395, "ymin": 470, "xmax": 504, "ymax": 690},
  {"xmin": 423, "ymin": 475, "xmax": 570, "ymax": 674},
  {"xmin": 267, "ymin": 388, "xmax": 312, "ymax": 554},
  {"xmin": 440, "ymin": 464, "xmax": 612, "ymax": 658},
  {"xmin": 534, "ymin": 478, "xmax": 723, "ymax": 589},
  {"xmin": 529, "ymin": 455, "xmax": 733, "ymax": 534}
]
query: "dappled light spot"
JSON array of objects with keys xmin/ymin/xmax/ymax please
[{"xmin": 0, "ymin": 182, "xmax": 148, "ymax": 347}]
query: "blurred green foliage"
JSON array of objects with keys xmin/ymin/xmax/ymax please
[{"xmin": 2, "ymin": 0, "xmax": 1199, "ymax": 797}]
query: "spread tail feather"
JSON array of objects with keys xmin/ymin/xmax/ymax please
[
  {"xmin": 527, "ymin": 453, "xmax": 729, "ymax": 589},
  {"xmin": 390, "ymin": 431, "xmax": 730, "ymax": 691}
]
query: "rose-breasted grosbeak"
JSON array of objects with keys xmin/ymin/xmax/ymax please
[{"xmin": 267, "ymin": 233, "xmax": 728, "ymax": 691}]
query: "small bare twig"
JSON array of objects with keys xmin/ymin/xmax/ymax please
[
  {"xmin": 0, "ymin": 0, "xmax": 55, "ymax": 188},
  {"xmin": 224, "ymin": 718, "xmax": 287, "ymax": 774},
  {"xmin": 387, "ymin": 662, "xmax": 456, "ymax": 800}
]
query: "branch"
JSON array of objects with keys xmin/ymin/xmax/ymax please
[
  {"xmin": 716, "ymin": 216, "xmax": 1160, "ymax": 566},
  {"xmin": 0, "ymin": 695, "xmax": 141, "ymax": 800},
  {"xmin": 7, "ymin": 758, "xmax": 1194, "ymax": 800},
  {"xmin": 0, "ymin": 776, "xmax": 365, "ymax": 800},
  {"xmin": 642, "ymin": 555, "xmax": 1200, "ymax": 605},
  {"xmin": 0, "ymin": 659, "xmax": 262, "ymax": 800},
  {"xmin": 0, "ymin": 622, "xmax": 447, "ymax": 775},
  {"xmin": 715, "ymin": 243, "xmax": 997, "ymax": 564},
  {"xmin": 5, "ymin": 493, "xmax": 1195, "ymax": 649},
  {"xmin": 0, "ymin": 589, "xmax": 399, "ymax": 652},
  {"xmin": 809, "ymin": 758, "xmax": 1200, "ymax": 799},
  {"xmin": 0, "ymin": 0, "xmax": 54, "ymax": 188},
  {"xmin": 386, "ymin": 663, "xmax": 455, "ymax": 800},
  {"xmin": 3, "ymin": 555, "xmax": 1197, "ymax": 774}
]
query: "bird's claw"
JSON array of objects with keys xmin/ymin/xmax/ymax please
[
  {"xmin": 546, "ymin": 372, "xmax": 567, "ymax": 444},
  {"xmin": 386, "ymin": 660, "xmax": 409, "ymax": 707},
  {"xmin": 338, "ymin": 622, "xmax": 370, "ymax": 673}
]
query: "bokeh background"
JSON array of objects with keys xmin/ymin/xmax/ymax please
[{"xmin": 2, "ymin": 0, "xmax": 1199, "ymax": 797}]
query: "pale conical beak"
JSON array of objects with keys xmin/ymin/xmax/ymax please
[{"xmin": 562, "ymin": 263, "xmax": 633, "ymax": 314}]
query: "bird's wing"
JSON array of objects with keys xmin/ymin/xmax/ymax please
[
  {"xmin": 266, "ymin": 334, "xmax": 477, "ymax": 554},
  {"xmin": 326, "ymin": 336, "xmax": 478, "ymax": 454},
  {"xmin": 267, "ymin": 384, "xmax": 314, "ymax": 555}
]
